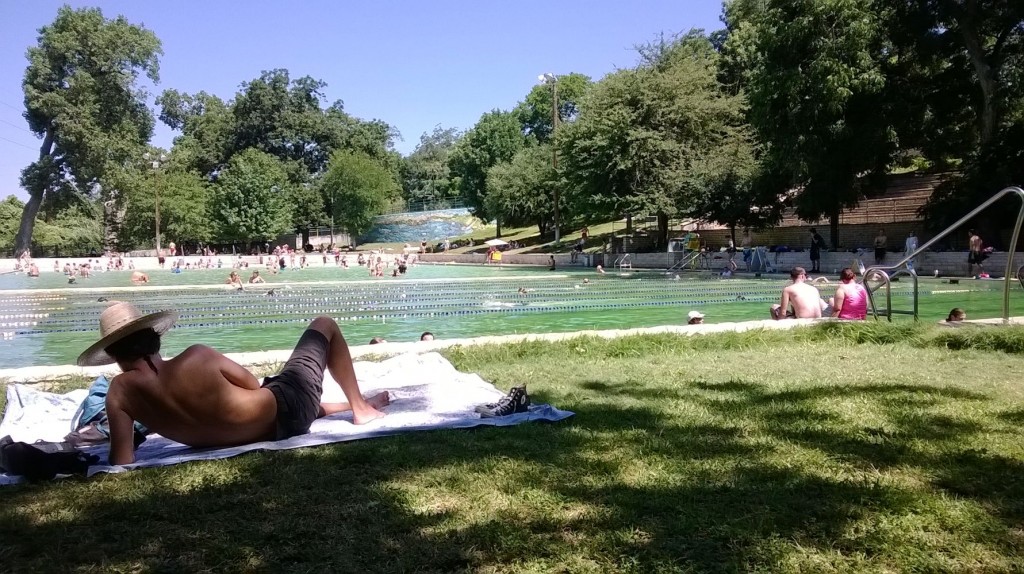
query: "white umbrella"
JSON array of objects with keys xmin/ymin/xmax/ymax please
[{"xmin": 484, "ymin": 239, "xmax": 508, "ymax": 246}]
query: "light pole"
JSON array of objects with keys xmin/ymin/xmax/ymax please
[
  {"xmin": 538, "ymin": 72, "xmax": 561, "ymax": 243},
  {"xmin": 143, "ymin": 152, "xmax": 167, "ymax": 255}
]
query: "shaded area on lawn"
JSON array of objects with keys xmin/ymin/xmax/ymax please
[{"xmin": 3, "ymin": 375, "xmax": 1023, "ymax": 572}]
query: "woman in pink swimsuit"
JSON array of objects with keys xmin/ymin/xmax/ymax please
[{"xmin": 832, "ymin": 268, "xmax": 867, "ymax": 320}]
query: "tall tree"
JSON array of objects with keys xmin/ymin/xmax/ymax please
[
  {"xmin": 724, "ymin": 0, "xmax": 897, "ymax": 246},
  {"xmin": 118, "ymin": 166, "xmax": 213, "ymax": 251},
  {"xmin": 485, "ymin": 144, "xmax": 558, "ymax": 236},
  {"xmin": 515, "ymin": 73, "xmax": 592, "ymax": 143},
  {"xmin": 14, "ymin": 6, "xmax": 162, "ymax": 257},
  {"xmin": 888, "ymin": 1, "xmax": 1024, "ymax": 237},
  {"xmin": 448, "ymin": 110, "xmax": 525, "ymax": 225},
  {"xmin": 402, "ymin": 125, "xmax": 461, "ymax": 207},
  {"xmin": 210, "ymin": 148, "xmax": 292, "ymax": 243},
  {"xmin": 320, "ymin": 151, "xmax": 400, "ymax": 243},
  {"xmin": 559, "ymin": 33, "xmax": 754, "ymax": 246},
  {"xmin": 0, "ymin": 196, "xmax": 25, "ymax": 254}
]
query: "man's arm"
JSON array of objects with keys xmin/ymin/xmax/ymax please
[
  {"xmin": 219, "ymin": 356, "xmax": 261, "ymax": 390},
  {"xmin": 106, "ymin": 398, "xmax": 137, "ymax": 466},
  {"xmin": 777, "ymin": 288, "xmax": 790, "ymax": 320}
]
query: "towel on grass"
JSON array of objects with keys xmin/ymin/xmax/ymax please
[{"xmin": 0, "ymin": 352, "xmax": 573, "ymax": 484}]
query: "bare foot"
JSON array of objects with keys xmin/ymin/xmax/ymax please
[{"xmin": 353, "ymin": 391, "xmax": 389, "ymax": 425}]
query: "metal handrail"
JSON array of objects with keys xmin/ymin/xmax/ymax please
[
  {"xmin": 864, "ymin": 186, "xmax": 1024, "ymax": 323},
  {"xmin": 614, "ymin": 254, "xmax": 632, "ymax": 271},
  {"xmin": 666, "ymin": 251, "xmax": 702, "ymax": 273}
]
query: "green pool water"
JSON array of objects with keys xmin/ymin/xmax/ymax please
[{"xmin": 1, "ymin": 264, "xmax": 1021, "ymax": 369}]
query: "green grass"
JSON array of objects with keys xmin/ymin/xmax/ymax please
[{"xmin": 4, "ymin": 324, "xmax": 1024, "ymax": 572}]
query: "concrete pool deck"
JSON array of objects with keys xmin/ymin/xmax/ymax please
[{"xmin": 0, "ymin": 318, "xmax": 825, "ymax": 383}]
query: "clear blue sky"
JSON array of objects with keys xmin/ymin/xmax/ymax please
[{"xmin": 0, "ymin": 0, "xmax": 723, "ymax": 201}]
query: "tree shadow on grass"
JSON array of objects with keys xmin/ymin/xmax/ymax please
[{"xmin": 1, "ymin": 383, "xmax": 1023, "ymax": 572}]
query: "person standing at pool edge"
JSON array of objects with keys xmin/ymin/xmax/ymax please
[
  {"xmin": 77, "ymin": 302, "xmax": 388, "ymax": 465},
  {"xmin": 904, "ymin": 231, "xmax": 918, "ymax": 271},
  {"xmin": 968, "ymin": 229, "xmax": 986, "ymax": 277},
  {"xmin": 873, "ymin": 229, "xmax": 887, "ymax": 266},
  {"xmin": 808, "ymin": 228, "xmax": 825, "ymax": 273}
]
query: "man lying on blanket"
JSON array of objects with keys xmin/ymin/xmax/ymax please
[{"xmin": 78, "ymin": 303, "xmax": 388, "ymax": 465}]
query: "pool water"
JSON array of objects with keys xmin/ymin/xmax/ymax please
[{"xmin": 1, "ymin": 265, "xmax": 1021, "ymax": 369}]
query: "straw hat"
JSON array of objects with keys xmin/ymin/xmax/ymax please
[{"xmin": 77, "ymin": 302, "xmax": 178, "ymax": 366}]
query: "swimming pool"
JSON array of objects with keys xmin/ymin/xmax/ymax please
[{"xmin": 1, "ymin": 265, "xmax": 1021, "ymax": 369}]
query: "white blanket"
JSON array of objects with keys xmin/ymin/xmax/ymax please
[{"xmin": 0, "ymin": 352, "xmax": 573, "ymax": 484}]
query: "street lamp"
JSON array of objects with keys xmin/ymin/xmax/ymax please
[
  {"xmin": 143, "ymin": 152, "xmax": 167, "ymax": 255},
  {"xmin": 538, "ymin": 72, "xmax": 561, "ymax": 243}
]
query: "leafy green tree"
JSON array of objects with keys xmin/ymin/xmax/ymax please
[
  {"xmin": 485, "ymin": 144, "xmax": 558, "ymax": 235},
  {"xmin": 210, "ymin": 148, "xmax": 293, "ymax": 243},
  {"xmin": 515, "ymin": 73, "xmax": 592, "ymax": 143},
  {"xmin": 14, "ymin": 5, "xmax": 162, "ymax": 257},
  {"xmin": 887, "ymin": 1, "xmax": 1024, "ymax": 238},
  {"xmin": 34, "ymin": 201, "xmax": 104, "ymax": 257},
  {"xmin": 723, "ymin": 0, "xmax": 896, "ymax": 246},
  {"xmin": 157, "ymin": 90, "xmax": 236, "ymax": 177},
  {"xmin": 321, "ymin": 151, "xmax": 400, "ymax": 243},
  {"xmin": 559, "ymin": 33, "xmax": 754, "ymax": 246},
  {"xmin": 448, "ymin": 110, "xmax": 526, "ymax": 225},
  {"xmin": 118, "ymin": 167, "xmax": 213, "ymax": 250},
  {"xmin": 287, "ymin": 182, "xmax": 329, "ymax": 246},
  {"xmin": 402, "ymin": 125, "xmax": 461, "ymax": 207},
  {"xmin": 0, "ymin": 196, "xmax": 25, "ymax": 254}
]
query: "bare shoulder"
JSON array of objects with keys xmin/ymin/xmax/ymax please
[
  {"xmin": 169, "ymin": 344, "xmax": 238, "ymax": 371},
  {"xmin": 107, "ymin": 370, "xmax": 151, "ymax": 403},
  {"xmin": 175, "ymin": 344, "xmax": 224, "ymax": 361}
]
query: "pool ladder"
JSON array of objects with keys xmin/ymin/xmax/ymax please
[
  {"xmin": 666, "ymin": 251, "xmax": 702, "ymax": 274},
  {"xmin": 614, "ymin": 254, "xmax": 632, "ymax": 271},
  {"xmin": 864, "ymin": 186, "xmax": 1024, "ymax": 322}
]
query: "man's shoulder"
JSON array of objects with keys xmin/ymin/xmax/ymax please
[{"xmin": 171, "ymin": 344, "xmax": 225, "ymax": 363}]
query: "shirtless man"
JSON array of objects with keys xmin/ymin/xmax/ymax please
[
  {"xmin": 77, "ymin": 303, "xmax": 388, "ymax": 465},
  {"xmin": 131, "ymin": 271, "xmax": 149, "ymax": 284},
  {"xmin": 771, "ymin": 267, "xmax": 824, "ymax": 320},
  {"xmin": 968, "ymin": 229, "xmax": 985, "ymax": 276}
]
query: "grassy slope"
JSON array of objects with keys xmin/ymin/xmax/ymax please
[{"xmin": 3, "ymin": 324, "xmax": 1024, "ymax": 572}]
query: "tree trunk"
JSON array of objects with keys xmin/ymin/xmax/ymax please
[
  {"xmin": 829, "ymin": 209, "xmax": 839, "ymax": 250},
  {"xmin": 102, "ymin": 192, "xmax": 126, "ymax": 254},
  {"xmin": 14, "ymin": 130, "xmax": 54, "ymax": 258},
  {"xmin": 625, "ymin": 214, "xmax": 633, "ymax": 234},
  {"xmin": 656, "ymin": 212, "xmax": 669, "ymax": 249},
  {"xmin": 496, "ymin": 220, "xmax": 502, "ymax": 238},
  {"xmin": 958, "ymin": 17, "xmax": 998, "ymax": 146}
]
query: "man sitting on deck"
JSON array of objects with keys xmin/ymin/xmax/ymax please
[
  {"xmin": 771, "ymin": 267, "xmax": 825, "ymax": 320},
  {"xmin": 77, "ymin": 302, "xmax": 389, "ymax": 465}
]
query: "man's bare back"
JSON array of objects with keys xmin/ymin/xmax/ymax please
[
  {"xmin": 773, "ymin": 267, "xmax": 823, "ymax": 319},
  {"xmin": 84, "ymin": 306, "xmax": 389, "ymax": 466},
  {"xmin": 782, "ymin": 282, "xmax": 823, "ymax": 318},
  {"xmin": 106, "ymin": 346, "xmax": 278, "ymax": 460}
]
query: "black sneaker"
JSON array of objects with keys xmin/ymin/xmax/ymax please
[{"xmin": 475, "ymin": 386, "xmax": 530, "ymax": 417}]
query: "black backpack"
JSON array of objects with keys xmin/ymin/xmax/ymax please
[{"xmin": 0, "ymin": 435, "xmax": 99, "ymax": 481}]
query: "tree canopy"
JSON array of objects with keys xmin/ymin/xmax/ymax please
[
  {"xmin": 15, "ymin": 5, "xmax": 162, "ymax": 256},
  {"xmin": 321, "ymin": 151, "xmax": 400, "ymax": 243}
]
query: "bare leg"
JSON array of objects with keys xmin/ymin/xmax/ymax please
[
  {"xmin": 307, "ymin": 316, "xmax": 387, "ymax": 424},
  {"xmin": 319, "ymin": 392, "xmax": 391, "ymax": 417}
]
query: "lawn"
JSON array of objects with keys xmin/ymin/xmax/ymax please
[{"xmin": 3, "ymin": 323, "xmax": 1024, "ymax": 572}]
